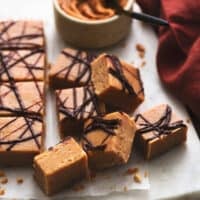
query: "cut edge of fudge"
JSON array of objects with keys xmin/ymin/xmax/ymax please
[
  {"xmin": 33, "ymin": 137, "xmax": 89, "ymax": 195},
  {"xmin": 91, "ymin": 53, "xmax": 144, "ymax": 113},
  {"xmin": 81, "ymin": 111, "xmax": 137, "ymax": 170},
  {"xmin": 135, "ymin": 104, "xmax": 188, "ymax": 160},
  {"xmin": 50, "ymin": 48, "xmax": 97, "ymax": 89}
]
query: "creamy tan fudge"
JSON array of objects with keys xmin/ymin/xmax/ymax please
[
  {"xmin": 50, "ymin": 48, "xmax": 96, "ymax": 89},
  {"xmin": 91, "ymin": 54, "xmax": 144, "ymax": 114},
  {"xmin": 81, "ymin": 112, "xmax": 136, "ymax": 170},
  {"xmin": 56, "ymin": 86, "xmax": 105, "ymax": 138},
  {"xmin": 135, "ymin": 104, "xmax": 188, "ymax": 160},
  {"xmin": 34, "ymin": 137, "xmax": 88, "ymax": 195},
  {"xmin": 0, "ymin": 81, "xmax": 44, "ymax": 116},
  {"xmin": 0, "ymin": 116, "xmax": 43, "ymax": 165},
  {"xmin": 0, "ymin": 20, "xmax": 46, "ymax": 81}
]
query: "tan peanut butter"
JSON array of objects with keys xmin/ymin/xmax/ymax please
[{"xmin": 58, "ymin": 0, "xmax": 127, "ymax": 21}]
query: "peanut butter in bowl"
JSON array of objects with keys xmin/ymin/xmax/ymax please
[{"xmin": 58, "ymin": 0, "xmax": 128, "ymax": 21}]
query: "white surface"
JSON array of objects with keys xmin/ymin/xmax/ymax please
[{"xmin": 0, "ymin": 0, "xmax": 200, "ymax": 199}]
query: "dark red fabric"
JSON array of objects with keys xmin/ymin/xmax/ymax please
[{"xmin": 136, "ymin": 0, "xmax": 200, "ymax": 119}]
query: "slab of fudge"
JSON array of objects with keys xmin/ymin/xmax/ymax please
[
  {"xmin": 0, "ymin": 115, "xmax": 43, "ymax": 165},
  {"xmin": 81, "ymin": 112, "xmax": 136, "ymax": 170},
  {"xmin": 135, "ymin": 104, "xmax": 188, "ymax": 160},
  {"xmin": 50, "ymin": 48, "xmax": 96, "ymax": 89},
  {"xmin": 0, "ymin": 81, "xmax": 44, "ymax": 116},
  {"xmin": 0, "ymin": 49, "xmax": 46, "ymax": 81},
  {"xmin": 91, "ymin": 53, "xmax": 144, "ymax": 113},
  {"xmin": 0, "ymin": 21, "xmax": 45, "ymax": 50},
  {"xmin": 34, "ymin": 137, "xmax": 88, "ymax": 195},
  {"xmin": 56, "ymin": 86, "xmax": 105, "ymax": 138}
]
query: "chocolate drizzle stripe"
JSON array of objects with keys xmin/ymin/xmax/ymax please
[
  {"xmin": 135, "ymin": 105, "xmax": 187, "ymax": 142},
  {"xmin": 82, "ymin": 118, "xmax": 121, "ymax": 151},
  {"xmin": 0, "ymin": 133, "xmax": 41, "ymax": 145},
  {"xmin": 106, "ymin": 55, "xmax": 136, "ymax": 95}
]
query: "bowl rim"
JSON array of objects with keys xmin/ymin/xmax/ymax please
[{"xmin": 53, "ymin": 0, "xmax": 134, "ymax": 25}]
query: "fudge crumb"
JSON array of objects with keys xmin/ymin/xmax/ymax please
[
  {"xmin": 144, "ymin": 171, "xmax": 148, "ymax": 178},
  {"xmin": 17, "ymin": 178, "xmax": 24, "ymax": 184},
  {"xmin": 72, "ymin": 184, "xmax": 85, "ymax": 192},
  {"xmin": 125, "ymin": 167, "xmax": 139, "ymax": 175},
  {"xmin": 0, "ymin": 171, "xmax": 5, "ymax": 177},
  {"xmin": 0, "ymin": 189, "xmax": 5, "ymax": 196},
  {"xmin": 133, "ymin": 173, "xmax": 142, "ymax": 183},
  {"xmin": 140, "ymin": 61, "xmax": 146, "ymax": 67},
  {"xmin": 1, "ymin": 177, "xmax": 8, "ymax": 184},
  {"xmin": 123, "ymin": 186, "xmax": 127, "ymax": 192},
  {"xmin": 136, "ymin": 43, "xmax": 146, "ymax": 58},
  {"xmin": 186, "ymin": 119, "xmax": 190, "ymax": 124}
]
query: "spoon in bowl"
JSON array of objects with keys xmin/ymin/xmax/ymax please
[{"xmin": 105, "ymin": 0, "xmax": 169, "ymax": 26}]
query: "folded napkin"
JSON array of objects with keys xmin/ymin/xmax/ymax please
[{"xmin": 136, "ymin": 0, "xmax": 200, "ymax": 119}]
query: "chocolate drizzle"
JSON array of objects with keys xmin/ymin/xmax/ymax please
[
  {"xmin": 82, "ymin": 117, "xmax": 120, "ymax": 151},
  {"xmin": 106, "ymin": 55, "xmax": 136, "ymax": 95},
  {"xmin": 0, "ymin": 20, "xmax": 44, "ymax": 151},
  {"xmin": 54, "ymin": 49, "xmax": 96, "ymax": 86},
  {"xmin": 57, "ymin": 86, "xmax": 102, "ymax": 120},
  {"xmin": 135, "ymin": 105, "xmax": 186, "ymax": 142}
]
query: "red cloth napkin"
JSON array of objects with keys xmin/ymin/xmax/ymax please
[{"xmin": 136, "ymin": 0, "xmax": 200, "ymax": 119}]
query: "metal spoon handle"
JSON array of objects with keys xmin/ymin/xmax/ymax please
[{"xmin": 122, "ymin": 10, "xmax": 169, "ymax": 26}]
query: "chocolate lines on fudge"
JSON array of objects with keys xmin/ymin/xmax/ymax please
[
  {"xmin": 58, "ymin": 87, "xmax": 100, "ymax": 120},
  {"xmin": 54, "ymin": 49, "xmax": 96, "ymax": 85},
  {"xmin": 135, "ymin": 105, "xmax": 186, "ymax": 142},
  {"xmin": 106, "ymin": 55, "xmax": 137, "ymax": 95},
  {"xmin": 82, "ymin": 117, "xmax": 121, "ymax": 151},
  {"xmin": 0, "ymin": 48, "xmax": 44, "ymax": 81},
  {"xmin": 0, "ymin": 54, "xmax": 43, "ymax": 150},
  {"xmin": 0, "ymin": 21, "xmax": 44, "ymax": 50}
]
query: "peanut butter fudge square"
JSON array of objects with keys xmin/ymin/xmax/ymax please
[
  {"xmin": 0, "ymin": 81, "xmax": 44, "ymax": 116},
  {"xmin": 0, "ymin": 115, "xmax": 43, "ymax": 165},
  {"xmin": 135, "ymin": 104, "xmax": 188, "ymax": 160},
  {"xmin": 0, "ymin": 49, "xmax": 46, "ymax": 82},
  {"xmin": 34, "ymin": 137, "xmax": 88, "ymax": 195},
  {"xmin": 81, "ymin": 112, "xmax": 136, "ymax": 170},
  {"xmin": 50, "ymin": 48, "xmax": 96, "ymax": 89},
  {"xmin": 0, "ymin": 21, "xmax": 46, "ymax": 81},
  {"xmin": 56, "ymin": 86, "xmax": 105, "ymax": 138},
  {"xmin": 0, "ymin": 21, "xmax": 45, "ymax": 49},
  {"xmin": 91, "ymin": 54, "xmax": 144, "ymax": 113}
]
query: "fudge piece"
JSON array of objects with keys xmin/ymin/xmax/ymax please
[
  {"xmin": 0, "ymin": 115, "xmax": 43, "ymax": 165},
  {"xmin": 0, "ymin": 81, "xmax": 44, "ymax": 116},
  {"xmin": 0, "ymin": 21, "xmax": 45, "ymax": 49},
  {"xmin": 135, "ymin": 104, "xmax": 188, "ymax": 160},
  {"xmin": 50, "ymin": 48, "xmax": 96, "ymax": 89},
  {"xmin": 34, "ymin": 137, "xmax": 88, "ymax": 195},
  {"xmin": 0, "ymin": 20, "xmax": 46, "ymax": 82},
  {"xmin": 56, "ymin": 86, "xmax": 105, "ymax": 138},
  {"xmin": 91, "ymin": 54, "xmax": 144, "ymax": 113},
  {"xmin": 81, "ymin": 112, "xmax": 136, "ymax": 170},
  {"xmin": 0, "ymin": 49, "xmax": 46, "ymax": 81}
]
